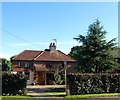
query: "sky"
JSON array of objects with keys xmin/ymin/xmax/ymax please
[{"xmin": 1, "ymin": 2, "xmax": 118, "ymax": 59}]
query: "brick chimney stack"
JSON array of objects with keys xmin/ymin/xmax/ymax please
[{"xmin": 49, "ymin": 43, "xmax": 56, "ymax": 51}]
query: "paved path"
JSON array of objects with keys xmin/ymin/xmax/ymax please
[
  {"xmin": 27, "ymin": 85, "xmax": 66, "ymax": 97},
  {"xmin": 27, "ymin": 85, "xmax": 65, "ymax": 89}
]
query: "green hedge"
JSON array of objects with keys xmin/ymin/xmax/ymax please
[
  {"xmin": 67, "ymin": 73, "xmax": 120, "ymax": 95},
  {"xmin": 2, "ymin": 72, "xmax": 27, "ymax": 95}
]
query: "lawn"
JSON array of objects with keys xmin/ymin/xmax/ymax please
[
  {"xmin": 1, "ymin": 93, "xmax": 120, "ymax": 99},
  {"xmin": 0, "ymin": 95, "xmax": 32, "ymax": 99},
  {"xmin": 65, "ymin": 93, "xmax": 120, "ymax": 99}
]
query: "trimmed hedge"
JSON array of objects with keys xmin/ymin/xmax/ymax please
[
  {"xmin": 2, "ymin": 72, "xmax": 27, "ymax": 95},
  {"xmin": 67, "ymin": 73, "xmax": 120, "ymax": 95}
]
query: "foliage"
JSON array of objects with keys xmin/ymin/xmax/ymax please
[
  {"xmin": 2, "ymin": 58, "xmax": 12, "ymax": 71},
  {"xmin": 2, "ymin": 72, "xmax": 27, "ymax": 96},
  {"xmin": 47, "ymin": 72, "xmax": 65, "ymax": 85},
  {"xmin": 54, "ymin": 72, "xmax": 64, "ymax": 85},
  {"xmin": 67, "ymin": 73, "xmax": 120, "ymax": 95},
  {"xmin": 69, "ymin": 19, "xmax": 117, "ymax": 73}
]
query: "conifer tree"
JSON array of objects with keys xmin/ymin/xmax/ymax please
[{"xmin": 69, "ymin": 20, "xmax": 116, "ymax": 73}]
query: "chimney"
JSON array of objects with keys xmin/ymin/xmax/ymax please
[{"xmin": 49, "ymin": 43, "xmax": 56, "ymax": 51}]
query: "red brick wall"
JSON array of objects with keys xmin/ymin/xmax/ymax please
[{"xmin": 11, "ymin": 60, "xmax": 34, "ymax": 71}]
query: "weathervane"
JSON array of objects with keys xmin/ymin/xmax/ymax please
[{"xmin": 52, "ymin": 38, "xmax": 57, "ymax": 46}]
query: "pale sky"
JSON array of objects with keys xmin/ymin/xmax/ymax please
[{"xmin": 1, "ymin": 2, "xmax": 118, "ymax": 59}]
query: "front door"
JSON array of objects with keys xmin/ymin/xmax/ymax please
[{"xmin": 37, "ymin": 71, "xmax": 45, "ymax": 85}]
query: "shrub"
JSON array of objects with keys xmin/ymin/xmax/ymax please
[
  {"xmin": 2, "ymin": 72, "xmax": 27, "ymax": 95},
  {"xmin": 47, "ymin": 72, "xmax": 65, "ymax": 85},
  {"xmin": 67, "ymin": 73, "xmax": 120, "ymax": 95}
]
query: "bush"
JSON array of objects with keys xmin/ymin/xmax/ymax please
[
  {"xmin": 47, "ymin": 72, "xmax": 65, "ymax": 85},
  {"xmin": 67, "ymin": 73, "xmax": 120, "ymax": 95},
  {"xmin": 2, "ymin": 72, "xmax": 27, "ymax": 95}
]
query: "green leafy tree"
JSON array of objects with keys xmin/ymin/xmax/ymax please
[
  {"xmin": 2, "ymin": 58, "xmax": 12, "ymax": 71},
  {"xmin": 69, "ymin": 20, "xmax": 117, "ymax": 73}
]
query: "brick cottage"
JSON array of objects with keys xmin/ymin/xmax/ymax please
[{"xmin": 11, "ymin": 43, "xmax": 76, "ymax": 85}]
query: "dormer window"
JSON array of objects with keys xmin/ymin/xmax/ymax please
[{"xmin": 25, "ymin": 62, "xmax": 29, "ymax": 67}]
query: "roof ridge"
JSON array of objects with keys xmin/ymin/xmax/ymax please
[
  {"xmin": 25, "ymin": 50, "xmax": 42, "ymax": 52},
  {"xmin": 34, "ymin": 51, "xmax": 45, "ymax": 60},
  {"xmin": 31, "ymin": 51, "xmax": 42, "ymax": 60}
]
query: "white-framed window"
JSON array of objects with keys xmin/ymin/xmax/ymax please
[
  {"xmin": 25, "ymin": 62, "xmax": 29, "ymax": 67},
  {"xmin": 18, "ymin": 62, "xmax": 21, "ymax": 68}
]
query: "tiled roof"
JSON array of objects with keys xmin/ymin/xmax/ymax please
[
  {"xmin": 12, "ymin": 50, "xmax": 76, "ymax": 62},
  {"xmin": 35, "ymin": 50, "xmax": 75, "ymax": 62},
  {"xmin": 12, "ymin": 50, "xmax": 42, "ymax": 61}
]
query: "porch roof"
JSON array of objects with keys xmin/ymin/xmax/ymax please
[{"xmin": 34, "ymin": 64, "xmax": 48, "ymax": 71}]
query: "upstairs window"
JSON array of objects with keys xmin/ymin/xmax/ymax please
[
  {"xmin": 18, "ymin": 62, "xmax": 21, "ymax": 68},
  {"xmin": 25, "ymin": 62, "xmax": 29, "ymax": 67}
]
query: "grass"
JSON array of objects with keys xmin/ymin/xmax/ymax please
[
  {"xmin": 1, "ymin": 93, "xmax": 120, "ymax": 99},
  {"xmin": 0, "ymin": 95, "xmax": 32, "ymax": 99},
  {"xmin": 65, "ymin": 93, "xmax": 120, "ymax": 99}
]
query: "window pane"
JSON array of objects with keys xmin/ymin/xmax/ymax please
[
  {"xmin": 25, "ymin": 62, "xmax": 29, "ymax": 67},
  {"xmin": 18, "ymin": 62, "xmax": 21, "ymax": 67}
]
